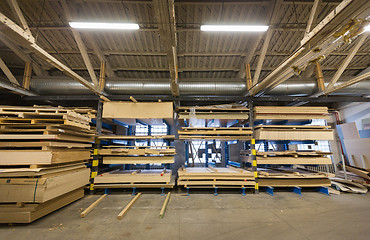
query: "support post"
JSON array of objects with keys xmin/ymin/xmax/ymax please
[
  {"xmin": 249, "ymin": 101, "xmax": 259, "ymax": 194},
  {"xmin": 22, "ymin": 61, "xmax": 32, "ymax": 89},
  {"xmin": 245, "ymin": 63, "xmax": 252, "ymax": 90},
  {"xmin": 99, "ymin": 61, "xmax": 106, "ymax": 91},
  {"xmin": 314, "ymin": 62, "xmax": 325, "ymax": 92}
]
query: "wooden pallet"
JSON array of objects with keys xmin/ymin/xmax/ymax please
[
  {"xmin": 0, "ymin": 168, "xmax": 89, "ymax": 203},
  {"xmin": 0, "ymin": 188, "xmax": 84, "ymax": 223},
  {"xmin": 94, "ymin": 169, "xmax": 172, "ymax": 184}
]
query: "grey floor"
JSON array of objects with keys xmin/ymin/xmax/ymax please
[{"xmin": 0, "ymin": 190, "xmax": 369, "ymax": 240}]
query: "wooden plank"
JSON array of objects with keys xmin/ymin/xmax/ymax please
[
  {"xmin": 0, "ymin": 188, "xmax": 84, "ymax": 223},
  {"xmin": 178, "ymin": 112, "xmax": 248, "ymax": 120},
  {"xmin": 80, "ymin": 194, "xmax": 107, "ymax": 218},
  {"xmin": 343, "ymin": 138, "xmax": 370, "ymax": 169},
  {"xmin": 179, "ymin": 136, "xmax": 252, "ymax": 140},
  {"xmin": 102, "ymin": 156, "xmax": 174, "ymax": 164},
  {"xmin": 254, "ymin": 129, "xmax": 333, "ymax": 140},
  {"xmin": 0, "ymin": 141, "xmax": 91, "ymax": 148},
  {"xmin": 94, "ymin": 170, "xmax": 172, "ymax": 184},
  {"xmin": 259, "ymin": 178, "xmax": 331, "ymax": 187},
  {"xmin": 22, "ymin": 62, "xmax": 32, "ymax": 89},
  {"xmin": 99, "ymin": 135, "xmax": 175, "ymax": 140},
  {"xmin": 0, "ymin": 57, "xmax": 20, "ymax": 85},
  {"xmin": 100, "ymin": 148, "xmax": 175, "ymax": 156},
  {"xmin": 103, "ymin": 101, "xmax": 173, "ymax": 119},
  {"xmin": 159, "ymin": 192, "xmax": 171, "ymax": 218},
  {"xmin": 242, "ymin": 156, "xmax": 332, "ymax": 164},
  {"xmin": 117, "ymin": 193, "xmax": 142, "ymax": 220},
  {"xmin": 314, "ymin": 62, "xmax": 325, "ymax": 92},
  {"xmin": 0, "ymin": 150, "xmax": 91, "ymax": 165}
]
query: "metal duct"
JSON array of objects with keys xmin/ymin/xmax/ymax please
[{"xmin": 29, "ymin": 77, "xmax": 370, "ymax": 96}]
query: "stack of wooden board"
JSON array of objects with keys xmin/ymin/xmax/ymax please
[
  {"xmin": 178, "ymin": 127, "xmax": 253, "ymax": 140},
  {"xmin": 99, "ymin": 145, "xmax": 176, "ymax": 164},
  {"xmin": 93, "ymin": 169, "xmax": 174, "ymax": 188},
  {"xmin": 241, "ymin": 150, "xmax": 332, "ymax": 165},
  {"xmin": 254, "ymin": 125, "xmax": 334, "ymax": 140},
  {"xmin": 254, "ymin": 106, "xmax": 329, "ymax": 120},
  {"xmin": 177, "ymin": 166, "xmax": 255, "ymax": 188},
  {"xmin": 258, "ymin": 168, "xmax": 332, "ymax": 187},
  {"xmin": 0, "ymin": 105, "xmax": 93, "ymax": 223},
  {"xmin": 177, "ymin": 106, "xmax": 249, "ymax": 120}
]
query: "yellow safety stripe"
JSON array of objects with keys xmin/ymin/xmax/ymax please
[
  {"xmin": 254, "ymin": 172, "xmax": 258, "ymax": 178},
  {"xmin": 255, "ymin": 183, "xmax": 259, "ymax": 189},
  {"xmin": 89, "ymin": 183, "xmax": 94, "ymax": 191},
  {"xmin": 92, "ymin": 160, "xmax": 99, "ymax": 167},
  {"xmin": 252, "ymin": 160, "xmax": 257, "ymax": 167},
  {"xmin": 93, "ymin": 149, "xmax": 99, "ymax": 155},
  {"xmin": 91, "ymin": 172, "xmax": 97, "ymax": 178},
  {"xmin": 252, "ymin": 149, "xmax": 256, "ymax": 155},
  {"xmin": 251, "ymin": 139, "xmax": 255, "ymax": 144}
]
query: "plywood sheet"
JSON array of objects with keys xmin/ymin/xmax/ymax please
[{"xmin": 103, "ymin": 101, "xmax": 173, "ymax": 119}]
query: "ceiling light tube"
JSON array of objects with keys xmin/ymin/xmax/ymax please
[
  {"xmin": 200, "ymin": 25, "xmax": 268, "ymax": 32},
  {"xmin": 69, "ymin": 22, "xmax": 139, "ymax": 30}
]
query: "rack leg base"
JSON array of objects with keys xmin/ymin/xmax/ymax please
[
  {"xmin": 186, "ymin": 187, "xmax": 190, "ymax": 196},
  {"xmin": 266, "ymin": 186, "xmax": 274, "ymax": 196},
  {"xmin": 132, "ymin": 187, "xmax": 137, "ymax": 196},
  {"xmin": 291, "ymin": 186, "xmax": 302, "ymax": 195},
  {"xmin": 161, "ymin": 187, "xmax": 165, "ymax": 196},
  {"xmin": 241, "ymin": 187, "xmax": 246, "ymax": 196},
  {"xmin": 317, "ymin": 186, "xmax": 330, "ymax": 196},
  {"xmin": 214, "ymin": 187, "xmax": 218, "ymax": 196}
]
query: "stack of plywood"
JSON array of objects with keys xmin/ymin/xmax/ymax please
[
  {"xmin": 177, "ymin": 106, "xmax": 249, "ymax": 120},
  {"xmin": 241, "ymin": 150, "xmax": 332, "ymax": 165},
  {"xmin": 94, "ymin": 135, "xmax": 176, "ymax": 188},
  {"xmin": 258, "ymin": 168, "xmax": 332, "ymax": 187},
  {"xmin": 254, "ymin": 125, "xmax": 334, "ymax": 141},
  {"xmin": 0, "ymin": 105, "xmax": 93, "ymax": 223},
  {"xmin": 177, "ymin": 167, "xmax": 255, "ymax": 188},
  {"xmin": 254, "ymin": 106, "xmax": 329, "ymax": 120},
  {"xmin": 99, "ymin": 145, "xmax": 176, "ymax": 164},
  {"xmin": 178, "ymin": 127, "xmax": 253, "ymax": 140}
]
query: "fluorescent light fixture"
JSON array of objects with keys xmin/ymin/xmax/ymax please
[
  {"xmin": 69, "ymin": 22, "xmax": 139, "ymax": 30},
  {"xmin": 200, "ymin": 25, "xmax": 268, "ymax": 32},
  {"xmin": 365, "ymin": 25, "xmax": 370, "ymax": 32}
]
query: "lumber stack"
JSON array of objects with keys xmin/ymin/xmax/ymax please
[
  {"xmin": 257, "ymin": 168, "xmax": 332, "ymax": 187},
  {"xmin": 0, "ymin": 105, "xmax": 93, "ymax": 223},
  {"xmin": 94, "ymin": 134, "xmax": 176, "ymax": 188},
  {"xmin": 254, "ymin": 106, "xmax": 329, "ymax": 120},
  {"xmin": 248, "ymin": 106, "xmax": 334, "ymax": 188},
  {"xmin": 241, "ymin": 150, "xmax": 333, "ymax": 165},
  {"xmin": 178, "ymin": 127, "xmax": 253, "ymax": 140},
  {"xmin": 177, "ymin": 167, "xmax": 255, "ymax": 188},
  {"xmin": 254, "ymin": 125, "xmax": 334, "ymax": 141}
]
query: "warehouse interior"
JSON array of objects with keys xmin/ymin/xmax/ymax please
[{"xmin": 0, "ymin": 0, "xmax": 369, "ymax": 239}]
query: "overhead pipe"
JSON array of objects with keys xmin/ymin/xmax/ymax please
[{"xmin": 29, "ymin": 77, "xmax": 370, "ymax": 96}]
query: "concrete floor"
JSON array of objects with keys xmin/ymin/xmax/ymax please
[{"xmin": 0, "ymin": 190, "xmax": 369, "ymax": 240}]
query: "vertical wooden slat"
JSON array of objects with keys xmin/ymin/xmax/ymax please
[
  {"xmin": 245, "ymin": 63, "xmax": 252, "ymax": 90},
  {"xmin": 314, "ymin": 62, "xmax": 325, "ymax": 92},
  {"xmin": 23, "ymin": 62, "xmax": 32, "ymax": 89},
  {"xmin": 99, "ymin": 61, "xmax": 106, "ymax": 91}
]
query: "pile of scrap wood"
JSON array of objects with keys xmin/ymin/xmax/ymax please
[
  {"xmin": 178, "ymin": 127, "xmax": 253, "ymax": 140},
  {"xmin": 177, "ymin": 166, "xmax": 255, "ymax": 188},
  {"xmin": 254, "ymin": 106, "xmax": 329, "ymax": 120},
  {"xmin": 241, "ymin": 150, "xmax": 332, "ymax": 165},
  {"xmin": 254, "ymin": 125, "xmax": 334, "ymax": 140},
  {"xmin": 0, "ymin": 105, "xmax": 93, "ymax": 223},
  {"xmin": 257, "ymin": 168, "xmax": 332, "ymax": 187}
]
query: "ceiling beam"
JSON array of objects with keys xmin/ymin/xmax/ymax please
[
  {"xmin": 252, "ymin": 0, "xmax": 282, "ymax": 85},
  {"xmin": 84, "ymin": 33, "xmax": 115, "ymax": 78},
  {"xmin": 236, "ymin": 35, "xmax": 262, "ymax": 78},
  {"xmin": 61, "ymin": 0, "xmax": 99, "ymax": 87},
  {"xmin": 0, "ymin": 57, "xmax": 20, "ymax": 85},
  {"xmin": 0, "ymin": 11, "xmax": 109, "ymax": 100},
  {"xmin": 326, "ymin": 33, "xmax": 368, "ymax": 89},
  {"xmin": 6, "ymin": 0, "xmax": 32, "ymax": 36},
  {"xmin": 325, "ymin": 70, "xmax": 370, "ymax": 95},
  {"xmin": 153, "ymin": 0, "xmax": 179, "ymax": 96},
  {"xmin": 0, "ymin": 34, "xmax": 43, "ymax": 76},
  {"xmin": 0, "ymin": 77, "xmax": 37, "ymax": 96},
  {"xmin": 305, "ymin": 0, "xmax": 321, "ymax": 38},
  {"xmin": 247, "ymin": 0, "xmax": 370, "ymax": 96}
]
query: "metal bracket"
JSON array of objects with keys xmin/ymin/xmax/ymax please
[
  {"xmin": 317, "ymin": 186, "xmax": 330, "ymax": 196},
  {"xmin": 291, "ymin": 186, "xmax": 302, "ymax": 195},
  {"xmin": 214, "ymin": 187, "xmax": 218, "ymax": 196},
  {"xmin": 132, "ymin": 187, "xmax": 137, "ymax": 196},
  {"xmin": 186, "ymin": 187, "xmax": 190, "ymax": 196},
  {"xmin": 241, "ymin": 187, "xmax": 246, "ymax": 196},
  {"xmin": 104, "ymin": 188, "xmax": 110, "ymax": 195},
  {"xmin": 266, "ymin": 186, "xmax": 274, "ymax": 196},
  {"xmin": 161, "ymin": 187, "xmax": 165, "ymax": 196}
]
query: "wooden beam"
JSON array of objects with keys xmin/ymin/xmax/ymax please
[
  {"xmin": 325, "ymin": 70, "xmax": 370, "ymax": 94},
  {"xmin": 305, "ymin": 0, "xmax": 321, "ymax": 38},
  {"xmin": 80, "ymin": 194, "xmax": 107, "ymax": 218},
  {"xmin": 0, "ymin": 33, "xmax": 43, "ymax": 76},
  {"xmin": 84, "ymin": 33, "xmax": 115, "ymax": 78},
  {"xmin": 245, "ymin": 64, "xmax": 252, "ymax": 90},
  {"xmin": 326, "ymin": 33, "xmax": 368, "ymax": 89},
  {"xmin": 61, "ymin": 0, "xmax": 98, "ymax": 87},
  {"xmin": 0, "ymin": 12, "xmax": 108, "ymax": 98},
  {"xmin": 0, "ymin": 76, "xmax": 37, "ymax": 96},
  {"xmin": 22, "ymin": 62, "xmax": 32, "ymax": 89},
  {"xmin": 153, "ymin": 0, "xmax": 179, "ymax": 96},
  {"xmin": 130, "ymin": 96, "xmax": 138, "ymax": 103},
  {"xmin": 117, "ymin": 193, "xmax": 142, "ymax": 220},
  {"xmin": 237, "ymin": 35, "xmax": 262, "ymax": 78},
  {"xmin": 314, "ymin": 62, "xmax": 325, "ymax": 92},
  {"xmin": 99, "ymin": 61, "xmax": 106, "ymax": 91},
  {"xmin": 6, "ymin": 0, "xmax": 32, "ymax": 36},
  {"xmin": 0, "ymin": 57, "xmax": 20, "ymax": 86},
  {"xmin": 159, "ymin": 192, "xmax": 171, "ymax": 218},
  {"xmin": 252, "ymin": 0, "xmax": 282, "ymax": 85}
]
